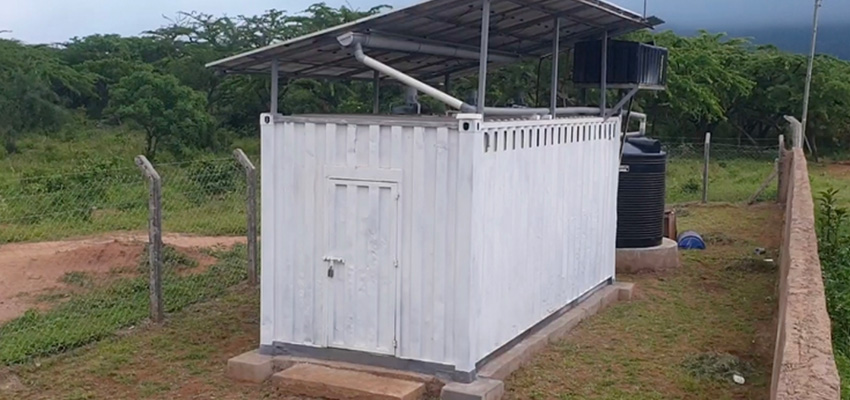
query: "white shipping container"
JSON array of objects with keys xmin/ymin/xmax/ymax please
[{"xmin": 260, "ymin": 113, "xmax": 621, "ymax": 380}]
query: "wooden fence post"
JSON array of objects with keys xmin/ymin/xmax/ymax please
[
  {"xmin": 233, "ymin": 149, "xmax": 259, "ymax": 286},
  {"xmin": 702, "ymin": 132, "xmax": 711, "ymax": 204},
  {"xmin": 135, "ymin": 155, "xmax": 164, "ymax": 323}
]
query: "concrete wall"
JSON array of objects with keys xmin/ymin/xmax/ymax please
[{"xmin": 772, "ymin": 147, "xmax": 841, "ymax": 399}]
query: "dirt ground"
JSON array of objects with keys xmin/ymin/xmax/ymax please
[{"xmin": 0, "ymin": 233, "xmax": 246, "ymax": 323}]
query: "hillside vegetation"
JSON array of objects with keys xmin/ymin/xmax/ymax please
[{"xmin": 1, "ymin": 3, "xmax": 850, "ymax": 167}]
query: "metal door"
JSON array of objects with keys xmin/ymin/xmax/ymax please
[{"xmin": 324, "ymin": 178, "xmax": 399, "ymax": 355}]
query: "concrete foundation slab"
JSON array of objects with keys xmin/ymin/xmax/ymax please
[
  {"xmin": 616, "ymin": 238, "xmax": 681, "ymax": 274},
  {"xmin": 273, "ymin": 356, "xmax": 443, "ymax": 395},
  {"xmin": 226, "ymin": 350, "xmax": 274, "ymax": 383},
  {"xmin": 272, "ymin": 364, "xmax": 426, "ymax": 400},
  {"xmin": 441, "ymin": 379, "xmax": 504, "ymax": 400}
]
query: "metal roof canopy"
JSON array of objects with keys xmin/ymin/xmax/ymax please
[{"xmin": 207, "ymin": 0, "xmax": 662, "ymax": 82}]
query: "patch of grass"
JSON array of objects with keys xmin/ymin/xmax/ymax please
[
  {"xmin": 504, "ymin": 204, "xmax": 780, "ymax": 399},
  {"xmin": 667, "ymin": 157, "xmax": 777, "ymax": 204},
  {"xmin": 0, "ymin": 245, "xmax": 247, "ymax": 365},
  {"xmin": 60, "ymin": 271, "xmax": 93, "ymax": 288},
  {"xmin": 138, "ymin": 245, "xmax": 198, "ymax": 272},
  {"xmin": 0, "ymin": 128, "xmax": 256, "ymax": 245},
  {"xmin": 6, "ymin": 285, "xmax": 270, "ymax": 400}
]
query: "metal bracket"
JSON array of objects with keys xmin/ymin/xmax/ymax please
[{"xmin": 604, "ymin": 86, "xmax": 641, "ymax": 121}]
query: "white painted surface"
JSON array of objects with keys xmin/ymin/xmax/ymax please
[
  {"xmin": 260, "ymin": 114, "xmax": 473, "ymax": 368},
  {"xmin": 470, "ymin": 116, "xmax": 621, "ymax": 363},
  {"xmin": 261, "ymin": 113, "xmax": 620, "ymax": 372},
  {"xmin": 325, "ymin": 179, "xmax": 399, "ymax": 355}
]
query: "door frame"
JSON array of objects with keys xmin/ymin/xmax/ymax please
[{"xmin": 322, "ymin": 169, "xmax": 402, "ymax": 356}]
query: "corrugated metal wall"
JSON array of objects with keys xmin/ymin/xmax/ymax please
[
  {"xmin": 260, "ymin": 115, "xmax": 474, "ymax": 368},
  {"xmin": 261, "ymin": 113, "xmax": 621, "ymax": 372},
  {"xmin": 470, "ymin": 117, "xmax": 621, "ymax": 362}
]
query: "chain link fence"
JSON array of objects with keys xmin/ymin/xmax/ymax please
[
  {"xmin": 665, "ymin": 135, "xmax": 782, "ymax": 205},
  {"xmin": 0, "ymin": 152, "xmax": 257, "ymax": 365}
]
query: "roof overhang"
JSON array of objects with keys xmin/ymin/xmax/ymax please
[{"xmin": 207, "ymin": 0, "xmax": 663, "ymax": 82}]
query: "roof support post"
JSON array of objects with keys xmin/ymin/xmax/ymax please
[
  {"xmin": 477, "ymin": 0, "xmax": 491, "ymax": 114},
  {"xmin": 600, "ymin": 32, "xmax": 608, "ymax": 117},
  {"xmin": 550, "ymin": 17, "xmax": 561, "ymax": 116},
  {"xmin": 270, "ymin": 59, "xmax": 279, "ymax": 114},
  {"xmin": 444, "ymin": 73, "xmax": 451, "ymax": 95},
  {"xmin": 373, "ymin": 70, "xmax": 381, "ymax": 114}
]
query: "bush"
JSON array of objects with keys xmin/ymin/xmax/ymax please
[{"xmin": 817, "ymin": 188, "xmax": 850, "ymax": 354}]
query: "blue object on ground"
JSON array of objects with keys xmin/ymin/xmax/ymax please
[{"xmin": 678, "ymin": 231, "xmax": 706, "ymax": 250}]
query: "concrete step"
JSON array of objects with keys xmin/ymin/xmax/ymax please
[{"xmin": 272, "ymin": 363, "xmax": 426, "ymax": 400}]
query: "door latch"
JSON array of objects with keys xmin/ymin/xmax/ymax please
[{"xmin": 323, "ymin": 256, "xmax": 344, "ymax": 279}]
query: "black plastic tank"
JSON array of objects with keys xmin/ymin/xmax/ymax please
[{"xmin": 617, "ymin": 136, "xmax": 668, "ymax": 248}]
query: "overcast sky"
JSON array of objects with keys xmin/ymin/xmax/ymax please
[{"xmin": 1, "ymin": 0, "xmax": 846, "ymax": 44}]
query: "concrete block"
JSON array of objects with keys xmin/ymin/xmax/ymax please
[
  {"xmin": 478, "ymin": 334, "xmax": 547, "ymax": 381},
  {"xmin": 535, "ymin": 307, "xmax": 585, "ymax": 344},
  {"xmin": 580, "ymin": 293, "xmax": 602, "ymax": 318},
  {"xmin": 616, "ymin": 282, "xmax": 635, "ymax": 302},
  {"xmin": 273, "ymin": 364, "xmax": 425, "ymax": 400},
  {"xmin": 616, "ymin": 238, "xmax": 680, "ymax": 274},
  {"xmin": 273, "ymin": 356, "xmax": 443, "ymax": 396},
  {"xmin": 226, "ymin": 350, "xmax": 274, "ymax": 383},
  {"xmin": 601, "ymin": 286, "xmax": 619, "ymax": 309},
  {"xmin": 441, "ymin": 378, "xmax": 504, "ymax": 400}
]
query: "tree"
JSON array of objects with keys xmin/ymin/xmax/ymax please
[
  {"xmin": 0, "ymin": 39, "xmax": 95, "ymax": 153},
  {"xmin": 107, "ymin": 70, "xmax": 217, "ymax": 159}
]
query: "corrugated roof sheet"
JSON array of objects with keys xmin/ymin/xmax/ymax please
[{"xmin": 207, "ymin": 0, "xmax": 662, "ymax": 81}]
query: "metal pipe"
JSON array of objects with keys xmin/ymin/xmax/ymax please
[
  {"xmin": 337, "ymin": 32, "xmax": 518, "ymax": 64},
  {"xmin": 270, "ymin": 59, "xmax": 279, "ymax": 114},
  {"xmin": 350, "ymin": 43, "xmax": 473, "ymax": 112},
  {"xmin": 600, "ymin": 31, "xmax": 608, "ymax": 116},
  {"xmin": 477, "ymin": 0, "xmax": 492, "ymax": 114},
  {"xmin": 373, "ymin": 70, "xmax": 380, "ymax": 114},
  {"xmin": 550, "ymin": 18, "xmax": 561, "ymax": 116},
  {"xmin": 801, "ymin": 0, "xmax": 822, "ymax": 152}
]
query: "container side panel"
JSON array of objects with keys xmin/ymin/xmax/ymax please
[{"xmin": 471, "ymin": 117, "xmax": 621, "ymax": 363}]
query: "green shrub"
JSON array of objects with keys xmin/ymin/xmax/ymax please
[{"xmin": 816, "ymin": 188, "xmax": 850, "ymax": 382}]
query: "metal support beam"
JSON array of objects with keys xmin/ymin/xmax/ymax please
[
  {"xmin": 444, "ymin": 74, "xmax": 451, "ymax": 94},
  {"xmin": 604, "ymin": 86, "xmax": 640, "ymax": 120},
  {"xmin": 600, "ymin": 32, "xmax": 608, "ymax": 116},
  {"xmin": 373, "ymin": 70, "xmax": 381, "ymax": 114},
  {"xmin": 478, "ymin": 0, "xmax": 492, "ymax": 114},
  {"xmin": 550, "ymin": 17, "xmax": 561, "ymax": 116},
  {"xmin": 270, "ymin": 59, "xmax": 279, "ymax": 114},
  {"xmin": 801, "ymin": 0, "xmax": 822, "ymax": 156}
]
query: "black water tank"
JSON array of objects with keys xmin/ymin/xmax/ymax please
[{"xmin": 617, "ymin": 136, "xmax": 667, "ymax": 248}]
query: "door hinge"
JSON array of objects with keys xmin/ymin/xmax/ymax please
[
  {"xmin": 393, "ymin": 339, "xmax": 398, "ymax": 349},
  {"xmin": 394, "ymin": 259, "xmax": 399, "ymax": 268},
  {"xmin": 395, "ymin": 193, "xmax": 400, "ymax": 201}
]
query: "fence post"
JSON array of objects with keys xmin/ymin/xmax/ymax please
[
  {"xmin": 783, "ymin": 116, "xmax": 803, "ymax": 149},
  {"xmin": 135, "ymin": 155, "xmax": 164, "ymax": 323},
  {"xmin": 702, "ymin": 132, "xmax": 711, "ymax": 204},
  {"xmin": 233, "ymin": 149, "xmax": 259, "ymax": 286},
  {"xmin": 778, "ymin": 134, "xmax": 786, "ymax": 203}
]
